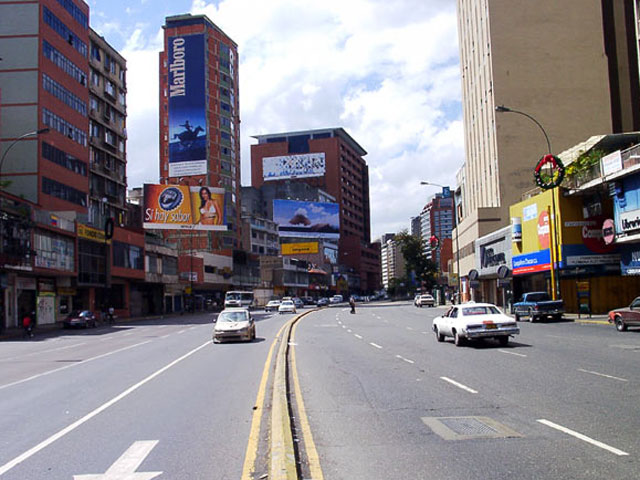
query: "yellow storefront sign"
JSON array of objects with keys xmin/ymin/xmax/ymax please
[
  {"xmin": 78, "ymin": 224, "xmax": 110, "ymax": 244},
  {"xmin": 281, "ymin": 242, "xmax": 319, "ymax": 255}
]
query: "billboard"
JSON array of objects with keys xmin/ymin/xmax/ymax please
[
  {"xmin": 273, "ymin": 199, "xmax": 339, "ymax": 239},
  {"xmin": 263, "ymin": 153, "xmax": 326, "ymax": 181},
  {"xmin": 168, "ymin": 34, "xmax": 207, "ymax": 177},
  {"xmin": 281, "ymin": 242, "xmax": 319, "ymax": 256},
  {"xmin": 143, "ymin": 184, "xmax": 227, "ymax": 230}
]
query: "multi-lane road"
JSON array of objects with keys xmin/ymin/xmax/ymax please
[{"xmin": 1, "ymin": 303, "xmax": 639, "ymax": 479}]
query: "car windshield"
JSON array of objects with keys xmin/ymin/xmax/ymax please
[
  {"xmin": 281, "ymin": 301, "xmax": 293, "ymax": 306},
  {"xmin": 462, "ymin": 306, "xmax": 500, "ymax": 316},
  {"xmin": 218, "ymin": 312, "xmax": 248, "ymax": 323}
]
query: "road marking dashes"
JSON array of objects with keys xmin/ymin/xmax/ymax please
[
  {"xmin": 537, "ymin": 419, "xmax": 629, "ymax": 456},
  {"xmin": 578, "ymin": 368, "xmax": 627, "ymax": 382},
  {"xmin": 354, "ymin": 334, "xmax": 363, "ymax": 339},
  {"xmin": 396, "ymin": 355, "xmax": 415, "ymax": 364},
  {"xmin": 498, "ymin": 349, "xmax": 527, "ymax": 357},
  {"xmin": 440, "ymin": 376, "xmax": 477, "ymax": 394},
  {"xmin": 369, "ymin": 342, "xmax": 382, "ymax": 349}
]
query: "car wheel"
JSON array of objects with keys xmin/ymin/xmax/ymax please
[
  {"xmin": 615, "ymin": 317, "xmax": 627, "ymax": 332},
  {"xmin": 498, "ymin": 336, "xmax": 509, "ymax": 346},
  {"xmin": 434, "ymin": 327, "xmax": 444, "ymax": 343},
  {"xmin": 514, "ymin": 313, "xmax": 520, "ymax": 322},
  {"xmin": 529, "ymin": 309, "xmax": 536, "ymax": 323},
  {"xmin": 454, "ymin": 330, "xmax": 465, "ymax": 347}
]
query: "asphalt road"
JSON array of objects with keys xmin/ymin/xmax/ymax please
[
  {"xmin": 292, "ymin": 303, "xmax": 640, "ymax": 480},
  {"xmin": 0, "ymin": 311, "xmax": 290, "ymax": 480}
]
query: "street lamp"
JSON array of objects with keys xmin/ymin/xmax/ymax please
[
  {"xmin": 0, "ymin": 128, "xmax": 50, "ymax": 189},
  {"xmin": 420, "ymin": 181, "xmax": 461, "ymax": 303},
  {"xmin": 495, "ymin": 104, "xmax": 560, "ymax": 300}
]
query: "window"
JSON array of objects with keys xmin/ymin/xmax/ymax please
[
  {"xmin": 56, "ymin": 0, "xmax": 88, "ymax": 28},
  {"xmin": 220, "ymin": 101, "xmax": 231, "ymax": 112},
  {"xmin": 91, "ymin": 43, "xmax": 101, "ymax": 61},
  {"xmin": 78, "ymin": 240, "xmax": 106, "ymax": 285},
  {"xmin": 90, "ymin": 96, "xmax": 98, "ymax": 111},
  {"xmin": 42, "ymin": 177, "xmax": 87, "ymax": 206},
  {"xmin": 43, "ymin": 7, "xmax": 87, "ymax": 57},
  {"xmin": 42, "ymin": 108, "xmax": 87, "ymax": 146},
  {"xmin": 34, "ymin": 232, "xmax": 75, "ymax": 271},
  {"xmin": 113, "ymin": 241, "xmax": 143, "ymax": 270},
  {"xmin": 42, "ymin": 142, "xmax": 87, "ymax": 176},
  {"xmin": 163, "ymin": 257, "xmax": 177, "ymax": 275},
  {"xmin": 43, "ymin": 41, "xmax": 87, "ymax": 85},
  {"xmin": 42, "ymin": 73, "xmax": 87, "ymax": 116},
  {"xmin": 105, "ymin": 80, "xmax": 116, "ymax": 97}
]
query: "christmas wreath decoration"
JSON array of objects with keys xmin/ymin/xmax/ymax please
[
  {"xmin": 429, "ymin": 235, "xmax": 440, "ymax": 251},
  {"xmin": 534, "ymin": 154, "xmax": 565, "ymax": 189}
]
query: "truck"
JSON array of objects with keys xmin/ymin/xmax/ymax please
[{"xmin": 512, "ymin": 292, "xmax": 564, "ymax": 322}]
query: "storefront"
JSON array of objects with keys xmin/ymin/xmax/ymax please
[{"xmin": 473, "ymin": 226, "xmax": 513, "ymax": 310}]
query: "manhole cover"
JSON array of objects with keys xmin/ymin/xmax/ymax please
[{"xmin": 422, "ymin": 416, "xmax": 522, "ymax": 441}]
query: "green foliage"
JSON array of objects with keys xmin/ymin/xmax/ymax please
[
  {"xmin": 565, "ymin": 149, "xmax": 605, "ymax": 177},
  {"xmin": 394, "ymin": 230, "xmax": 438, "ymax": 289}
]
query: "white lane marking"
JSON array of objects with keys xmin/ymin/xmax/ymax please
[
  {"xmin": 0, "ymin": 342, "xmax": 87, "ymax": 362},
  {"xmin": 406, "ymin": 327, "xmax": 413, "ymax": 331},
  {"xmin": 440, "ymin": 376, "xmax": 478, "ymax": 394},
  {"xmin": 347, "ymin": 329, "xmax": 352, "ymax": 333},
  {"xmin": 123, "ymin": 332, "xmax": 134, "ymax": 336},
  {"xmin": 421, "ymin": 331, "xmax": 428, "ymax": 335},
  {"xmin": 0, "ymin": 342, "xmax": 209, "ymax": 476},
  {"xmin": 0, "ymin": 341, "xmax": 152, "ymax": 391},
  {"xmin": 396, "ymin": 355, "xmax": 415, "ymax": 364},
  {"xmin": 354, "ymin": 334, "xmax": 363, "ymax": 340},
  {"xmin": 73, "ymin": 440, "xmax": 162, "ymax": 479},
  {"xmin": 342, "ymin": 325, "xmax": 346, "ymax": 329},
  {"xmin": 578, "ymin": 368, "xmax": 628, "ymax": 382},
  {"xmin": 369, "ymin": 342, "xmax": 383, "ymax": 349},
  {"xmin": 537, "ymin": 419, "xmax": 629, "ymax": 456},
  {"xmin": 160, "ymin": 334, "xmax": 171, "ymax": 339},
  {"xmin": 498, "ymin": 349, "xmax": 527, "ymax": 357}
]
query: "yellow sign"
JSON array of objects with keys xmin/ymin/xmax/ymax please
[
  {"xmin": 77, "ymin": 224, "xmax": 110, "ymax": 244},
  {"xmin": 281, "ymin": 242, "xmax": 319, "ymax": 255}
]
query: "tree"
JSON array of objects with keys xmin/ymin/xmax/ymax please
[{"xmin": 395, "ymin": 230, "xmax": 438, "ymax": 290}]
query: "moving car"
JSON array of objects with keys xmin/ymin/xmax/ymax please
[
  {"xmin": 264, "ymin": 300, "xmax": 281, "ymax": 312},
  {"xmin": 330, "ymin": 295, "xmax": 343, "ymax": 304},
  {"xmin": 432, "ymin": 302, "xmax": 519, "ymax": 347},
  {"xmin": 213, "ymin": 308, "xmax": 255, "ymax": 343},
  {"xmin": 512, "ymin": 291, "xmax": 564, "ymax": 322},
  {"xmin": 293, "ymin": 297, "xmax": 304, "ymax": 309},
  {"xmin": 608, "ymin": 296, "xmax": 640, "ymax": 332},
  {"xmin": 278, "ymin": 300, "xmax": 297, "ymax": 314},
  {"xmin": 316, "ymin": 297, "xmax": 329, "ymax": 307},
  {"xmin": 63, "ymin": 310, "xmax": 97, "ymax": 329},
  {"xmin": 416, "ymin": 294, "xmax": 435, "ymax": 307}
]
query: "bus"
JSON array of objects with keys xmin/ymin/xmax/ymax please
[{"xmin": 224, "ymin": 291, "xmax": 254, "ymax": 310}]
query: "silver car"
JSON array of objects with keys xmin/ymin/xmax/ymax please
[
  {"xmin": 278, "ymin": 300, "xmax": 297, "ymax": 314},
  {"xmin": 213, "ymin": 308, "xmax": 256, "ymax": 343}
]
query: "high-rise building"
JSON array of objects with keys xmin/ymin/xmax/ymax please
[
  {"xmin": 455, "ymin": 0, "xmax": 640, "ymax": 298},
  {"xmin": 159, "ymin": 14, "xmax": 241, "ymax": 254},
  {"xmin": 379, "ymin": 234, "xmax": 406, "ymax": 290},
  {"xmin": 419, "ymin": 189, "xmax": 454, "ymax": 277},
  {"xmin": 250, "ymin": 128, "xmax": 381, "ymax": 293}
]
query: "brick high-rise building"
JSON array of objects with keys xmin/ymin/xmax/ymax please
[
  {"xmin": 159, "ymin": 14, "xmax": 241, "ymax": 256},
  {"xmin": 250, "ymin": 128, "xmax": 381, "ymax": 293}
]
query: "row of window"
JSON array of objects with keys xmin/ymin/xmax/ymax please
[
  {"xmin": 42, "ymin": 40, "xmax": 87, "ymax": 86},
  {"xmin": 91, "ymin": 69, "xmax": 126, "ymax": 106},
  {"xmin": 34, "ymin": 231, "xmax": 75, "ymax": 271},
  {"xmin": 90, "ymin": 147, "xmax": 125, "ymax": 177},
  {"xmin": 56, "ymin": 0, "xmax": 87, "ymax": 29},
  {"xmin": 90, "ymin": 121, "xmax": 125, "ymax": 153},
  {"xmin": 43, "ymin": 73, "xmax": 87, "ymax": 116},
  {"xmin": 43, "ymin": 7, "xmax": 87, "ymax": 57},
  {"xmin": 42, "ymin": 141, "xmax": 87, "ymax": 176},
  {"xmin": 42, "ymin": 176, "xmax": 86, "ymax": 206},
  {"xmin": 43, "ymin": 108, "xmax": 87, "ymax": 146},
  {"xmin": 113, "ymin": 241, "xmax": 143, "ymax": 270}
]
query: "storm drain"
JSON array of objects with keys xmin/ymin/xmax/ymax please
[{"xmin": 422, "ymin": 416, "xmax": 522, "ymax": 441}]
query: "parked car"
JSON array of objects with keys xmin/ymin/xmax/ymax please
[
  {"xmin": 608, "ymin": 296, "xmax": 640, "ymax": 331},
  {"xmin": 432, "ymin": 303, "xmax": 519, "ymax": 347},
  {"xmin": 416, "ymin": 294, "xmax": 435, "ymax": 307},
  {"xmin": 213, "ymin": 308, "xmax": 255, "ymax": 343},
  {"xmin": 279, "ymin": 300, "xmax": 297, "ymax": 314},
  {"xmin": 293, "ymin": 297, "xmax": 304, "ymax": 309},
  {"xmin": 316, "ymin": 297, "xmax": 329, "ymax": 307},
  {"xmin": 330, "ymin": 295, "xmax": 343, "ymax": 304},
  {"xmin": 512, "ymin": 291, "xmax": 564, "ymax": 322},
  {"xmin": 414, "ymin": 294, "xmax": 421, "ymax": 306},
  {"xmin": 63, "ymin": 310, "xmax": 97, "ymax": 329},
  {"xmin": 302, "ymin": 296, "xmax": 316, "ymax": 306},
  {"xmin": 264, "ymin": 300, "xmax": 281, "ymax": 312}
]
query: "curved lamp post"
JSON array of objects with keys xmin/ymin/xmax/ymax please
[
  {"xmin": 0, "ymin": 128, "xmax": 50, "ymax": 189},
  {"xmin": 420, "ymin": 181, "xmax": 461, "ymax": 303},
  {"xmin": 495, "ymin": 104, "xmax": 560, "ymax": 300}
]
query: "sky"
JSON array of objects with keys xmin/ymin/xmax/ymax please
[{"xmin": 88, "ymin": 0, "xmax": 464, "ymax": 241}]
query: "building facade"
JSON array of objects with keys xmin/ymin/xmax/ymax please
[{"xmin": 419, "ymin": 188, "xmax": 454, "ymax": 278}]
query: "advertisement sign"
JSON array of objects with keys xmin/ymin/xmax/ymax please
[
  {"xmin": 620, "ymin": 244, "xmax": 640, "ymax": 275},
  {"xmin": 281, "ymin": 242, "xmax": 319, "ymax": 255},
  {"xmin": 78, "ymin": 224, "xmax": 110, "ymax": 244},
  {"xmin": 601, "ymin": 150, "xmax": 623, "ymax": 176},
  {"xmin": 143, "ymin": 184, "xmax": 227, "ymax": 230},
  {"xmin": 168, "ymin": 34, "xmax": 207, "ymax": 177},
  {"xmin": 512, "ymin": 250, "xmax": 551, "ymax": 275},
  {"xmin": 263, "ymin": 153, "xmax": 326, "ymax": 181},
  {"xmin": 273, "ymin": 199, "xmax": 339, "ymax": 239},
  {"xmin": 523, "ymin": 204, "xmax": 538, "ymax": 222},
  {"xmin": 602, "ymin": 219, "xmax": 615, "ymax": 245},
  {"xmin": 511, "ymin": 217, "xmax": 522, "ymax": 242}
]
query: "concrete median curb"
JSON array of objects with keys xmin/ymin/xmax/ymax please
[{"xmin": 269, "ymin": 309, "xmax": 315, "ymax": 480}]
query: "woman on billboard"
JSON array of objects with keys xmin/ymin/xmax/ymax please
[{"xmin": 198, "ymin": 187, "xmax": 222, "ymax": 225}]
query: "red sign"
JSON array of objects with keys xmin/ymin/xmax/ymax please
[
  {"xmin": 602, "ymin": 219, "xmax": 615, "ymax": 245},
  {"xmin": 537, "ymin": 211, "xmax": 550, "ymax": 250}
]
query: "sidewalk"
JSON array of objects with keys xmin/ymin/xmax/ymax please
[{"xmin": 563, "ymin": 312, "xmax": 610, "ymax": 325}]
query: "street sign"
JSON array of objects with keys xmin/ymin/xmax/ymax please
[{"xmin": 74, "ymin": 440, "xmax": 162, "ymax": 479}]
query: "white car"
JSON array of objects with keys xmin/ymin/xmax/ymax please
[
  {"xmin": 213, "ymin": 308, "xmax": 256, "ymax": 343},
  {"xmin": 278, "ymin": 300, "xmax": 297, "ymax": 314},
  {"xmin": 264, "ymin": 300, "xmax": 281, "ymax": 312},
  {"xmin": 330, "ymin": 295, "xmax": 343, "ymax": 304},
  {"xmin": 432, "ymin": 302, "xmax": 519, "ymax": 347},
  {"xmin": 416, "ymin": 294, "xmax": 435, "ymax": 307}
]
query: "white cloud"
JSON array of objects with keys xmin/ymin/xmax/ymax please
[{"xmin": 124, "ymin": 0, "xmax": 463, "ymax": 240}]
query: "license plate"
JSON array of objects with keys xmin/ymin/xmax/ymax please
[{"xmin": 484, "ymin": 324, "xmax": 497, "ymax": 329}]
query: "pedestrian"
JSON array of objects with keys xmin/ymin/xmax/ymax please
[
  {"xmin": 349, "ymin": 296, "xmax": 356, "ymax": 314},
  {"xmin": 22, "ymin": 311, "xmax": 34, "ymax": 338}
]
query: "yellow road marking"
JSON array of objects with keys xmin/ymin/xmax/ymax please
[
  {"xmin": 241, "ymin": 321, "xmax": 290, "ymax": 480},
  {"xmin": 291, "ymin": 317, "xmax": 324, "ymax": 479}
]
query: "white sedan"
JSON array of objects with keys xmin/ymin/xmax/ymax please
[
  {"xmin": 432, "ymin": 303, "xmax": 519, "ymax": 347},
  {"xmin": 278, "ymin": 300, "xmax": 297, "ymax": 314},
  {"xmin": 213, "ymin": 308, "xmax": 256, "ymax": 343}
]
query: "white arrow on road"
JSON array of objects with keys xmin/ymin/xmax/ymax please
[{"xmin": 74, "ymin": 440, "xmax": 162, "ymax": 480}]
